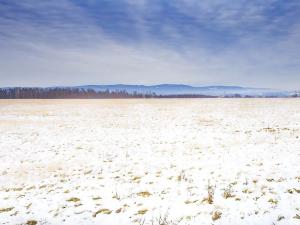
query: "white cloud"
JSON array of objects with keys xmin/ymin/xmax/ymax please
[{"xmin": 0, "ymin": 0, "xmax": 300, "ymax": 89}]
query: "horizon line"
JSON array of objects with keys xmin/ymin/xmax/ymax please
[{"xmin": 0, "ymin": 83, "xmax": 287, "ymax": 91}]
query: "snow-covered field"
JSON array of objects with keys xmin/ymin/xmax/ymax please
[{"xmin": 0, "ymin": 99, "xmax": 300, "ymax": 225}]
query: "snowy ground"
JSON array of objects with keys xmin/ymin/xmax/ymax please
[{"xmin": 0, "ymin": 99, "xmax": 300, "ymax": 225}]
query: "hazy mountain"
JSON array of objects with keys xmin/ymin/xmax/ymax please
[{"xmin": 78, "ymin": 84, "xmax": 292, "ymax": 97}]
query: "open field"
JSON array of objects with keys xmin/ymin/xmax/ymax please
[{"xmin": 0, "ymin": 99, "xmax": 300, "ymax": 225}]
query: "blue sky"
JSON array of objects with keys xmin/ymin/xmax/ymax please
[{"xmin": 0, "ymin": 0, "xmax": 299, "ymax": 89}]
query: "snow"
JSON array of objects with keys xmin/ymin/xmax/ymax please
[{"xmin": 0, "ymin": 99, "xmax": 300, "ymax": 225}]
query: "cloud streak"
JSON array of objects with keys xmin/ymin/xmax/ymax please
[{"xmin": 0, "ymin": 0, "xmax": 300, "ymax": 89}]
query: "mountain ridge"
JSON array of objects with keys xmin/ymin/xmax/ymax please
[{"xmin": 77, "ymin": 84, "xmax": 289, "ymax": 97}]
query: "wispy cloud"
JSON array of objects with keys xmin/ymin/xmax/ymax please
[{"xmin": 0, "ymin": 0, "xmax": 299, "ymax": 89}]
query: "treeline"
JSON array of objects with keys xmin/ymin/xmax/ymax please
[
  {"xmin": 0, "ymin": 87, "xmax": 214, "ymax": 99},
  {"xmin": 2, "ymin": 87, "xmax": 297, "ymax": 99},
  {"xmin": 0, "ymin": 87, "xmax": 154, "ymax": 99}
]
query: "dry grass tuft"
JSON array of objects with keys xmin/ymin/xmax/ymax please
[
  {"xmin": 0, "ymin": 207, "xmax": 14, "ymax": 213},
  {"xmin": 115, "ymin": 208, "xmax": 122, "ymax": 213},
  {"xmin": 93, "ymin": 208, "xmax": 112, "ymax": 217},
  {"xmin": 293, "ymin": 214, "xmax": 300, "ymax": 219},
  {"xmin": 177, "ymin": 170, "xmax": 186, "ymax": 182},
  {"xmin": 26, "ymin": 220, "xmax": 38, "ymax": 225},
  {"xmin": 293, "ymin": 214, "xmax": 300, "ymax": 220},
  {"xmin": 223, "ymin": 185, "xmax": 235, "ymax": 199},
  {"xmin": 132, "ymin": 176, "xmax": 142, "ymax": 181},
  {"xmin": 184, "ymin": 199, "xmax": 198, "ymax": 204},
  {"xmin": 137, "ymin": 191, "xmax": 151, "ymax": 197},
  {"xmin": 152, "ymin": 211, "xmax": 183, "ymax": 225},
  {"xmin": 67, "ymin": 197, "xmax": 80, "ymax": 202},
  {"xmin": 92, "ymin": 196, "xmax": 102, "ymax": 200},
  {"xmin": 268, "ymin": 198, "xmax": 278, "ymax": 205},
  {"xmin": 137, "ymin": 209, "xmax": 148, "ymax": 215},
  {"xmin": 202, "ymin": 183, "xmax": 215, "ymax": 204},
  {"xmin": 212, "ymin": 211, "xmax": 222, "ymax": 221},
  {"xmin": 294, "ymin": 188, "xmax": 300, "ymax": 193},
  {"xmin": 277, "ymin": 216, "xmax": 285, "ymax": 221}
]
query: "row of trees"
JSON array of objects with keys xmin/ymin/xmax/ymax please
[
  {"xmin": 0, "ymin": 87, "xmax": 214, "ymax": 99},
  {"xmin": 0, "ymin": 88, "xmax": 155, "ymax": 99},
  {"xmin": 3, "ymin": 87, "xmax": 298, "ymax": 98},
  {"xmin": 291, "ymin": 91, "xmax": 300, "ymax": 97}
]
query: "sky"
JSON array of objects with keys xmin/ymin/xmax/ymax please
[{"xmin": 0, "ymin": 0, "xmax": 300, "ymax": 89}]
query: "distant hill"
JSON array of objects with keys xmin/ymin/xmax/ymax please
[{"xmin": 78, "ymin": 84, "xmax": 292, "ymax": 97}]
